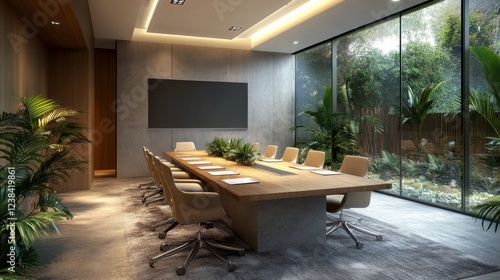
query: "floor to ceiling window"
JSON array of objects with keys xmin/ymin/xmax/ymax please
[
  {"xmin": 294, "ymin": 0, "xmax": 500, "ymax": 214},
  {"xmin": 399, "ymin": 0, "xmax": 463, "ymax": 209},
  {"xmin": 467, "ymin": 0, "xmax": 500, "ymax": 212},
  {"xmin": 294, "ymin": 43, "xmax": 332, "ymax": 165}
]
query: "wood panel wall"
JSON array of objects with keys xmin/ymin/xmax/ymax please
[
  {"xmin": 0, "ymin": 0, "xmax": 48, "ymax": 113},
  {"xmin": 94, "ymin": 48, "xmax": 117, "ymax": 171}
]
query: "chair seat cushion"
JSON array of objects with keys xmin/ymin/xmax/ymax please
[
  {"xmin": 176, "ymin": 183, "xmax": 204, "ymax": 192},
  {"xmin": 326, "ymin": 194, "xmax": 344, "ymax": 213}
]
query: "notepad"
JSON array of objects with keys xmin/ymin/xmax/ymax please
[
  {"xmin": 258, "ymin": 158, "xmax": 283, "ymax": 162},
  {"xmin": 187, "ymin": 161, "xmax": 211, "ymax": 165},
  {"xmin": 198, "ymin": 165, "xmax": 224, "ymax": 170},
  {"xmin": 290, "ymin": 165, "xmax": 320, "ymax": 170},
  {"xmin": 181, "ymin": 157, "xmax": 203, "ymax": 161},
  {"xmin": 208, "ymin": 170, "xmax": 239, "ymax": 176},
  {"xmin": 311, "ymin": 170, "xmax": 342, "ymax": 175},
  {"xmin": 222, "ymin": 177, "xmax": 259, "ymax": 185}
]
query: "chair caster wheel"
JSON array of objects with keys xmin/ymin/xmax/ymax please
[
  {"xmin": 376, "ymin": 235, "xmax": 383, "ymax": 241},
  {"xmin": 148, "ymin": 261, "xmax": 155, "ymax": 268},
  {"xmin": 160, "ymin": 244, "xmax": 169, "ymax": 251},
  {"xmin": 150, "ymin": 226, "xmax": 155, "ymax": 232},
  {"xmin": 176, "ymin": 267, "xmax": 186, "ymax": 276},
  {"xmin": 238, "ymin": 249, "xmax": 246, "ymax": 256},
  {"xmin": 356, "ymin": 241, "xmax": 364, "ymax": 249},
  {"xmin": 227, "ymin": 263, "xmax": 237, "ymax": 272},
  {"xmin": 158, "ymin": 232, "xmax": 166, "ymax": 239}
]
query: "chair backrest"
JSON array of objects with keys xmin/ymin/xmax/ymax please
[
  {"xmin": 263, "ymin": 145, "xmax": 278, "ymax": 158},
  {"xmin": 175, "ymin": 142, "xmax": 196, "ymax": 151},
  {"xmin": 281, "ymin": 147, "xmax": 299, "ymax": 163},
  {"xmin": 144, "ymin": 148, "xmax": 156, "ymax": 176},
  {"xmin": 303, "ymin": 150, "xmax": 325, "ymax": 168},
  {"xmin": 159, "ymin": 161, "xmax": 224, "ymax": 225},
  {"xmin": 339, "ymin": 155, "xmax": 369, "ymax": 177},
  {"xmin": 146, "ymin": 151, "xmax": 163, "ymax": 188},
  {"xmin": 252, "ymin": 142, "xmax": 260, "ymax": 152},
  {"xmin": 340, "ymin": 155, "xmax": 371, "ymax": 208},
  {"xmin": 153, "ymin": 156, "xmax": 173, "ymax": 205}
]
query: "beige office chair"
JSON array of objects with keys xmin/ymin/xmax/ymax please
[
  {"xmin": 175, "ymin": 141, "xmax": 196, "ymax": 151},
  {"xmin": 149, "ymin": 161, "xmax": 245, "ymax": 275},
  {"xmin": 303, "ymin": 150, "xmax": 325, "ymax": 168},
  {"xmin": 281, "ymin": 147, "xmax": 299, "ymax": 163},
  {"xmin": 150, "ymin": 156, "xmax": 204, "ymax": 238},
  {"xmin": 139, "ymin": 147, "xmax": 156, "ymax": 189},
  {"xmin": 263, "ymin": 145, "xmax": 278, "ymax": 158},
  {"xmin": 142, "ymin": 150, "xmax": 196, "ymax": 205},
  {"xmin": 251, "ymin": 142, "xmax": 259, "ymax": 152},
  {"xmin": 326, "ymin": 155, "xmax": 383, "ymax": 249}
]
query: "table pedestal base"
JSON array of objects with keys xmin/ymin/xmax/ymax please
[{"xmin": 223, "ymin": 195, "xmax": 326, "ymax": 252}]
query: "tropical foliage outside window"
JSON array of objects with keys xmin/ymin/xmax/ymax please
[{"xmin": 294, "ymin": 0, "xmax": 499, "ymax": 218}]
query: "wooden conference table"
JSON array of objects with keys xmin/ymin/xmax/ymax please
[{"xmin": 164, "ymin": 150, "xmax": 391, "ymax": 252}]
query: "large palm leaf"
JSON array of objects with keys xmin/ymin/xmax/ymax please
[
  {"xmin": 472, "ymin": 196, "xmax": 500, "ymax": 233},
  {"xmin": 1, "ymin": 96, "xmax": 89, "ymax": 277},
  {"xmin": 470, "ymin": 46, "xmax": 500, "ymax": 105}
]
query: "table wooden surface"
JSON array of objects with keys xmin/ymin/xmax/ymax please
[
  {"xmin": 163, "ymin": 150, "xmax": 391, "ymax": 252},
  {"xmin": 164, "ymin": 150, "xmax": 391, "ymax": 202}
]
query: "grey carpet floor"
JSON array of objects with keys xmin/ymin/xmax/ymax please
[{"xmin": 121, "ymin": 183, "xmax": 500, "ymax": 280}]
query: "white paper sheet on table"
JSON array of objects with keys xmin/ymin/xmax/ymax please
[
  {"xmin": 222, "ymin": 177, "xmax": 259, "ymax": 185},
  {"xmin": 311, "ymin": 170, "xmax": 342, "ymax": 175},
  {"xmin": 181, "ymin": 157, "xmax": 203, "ymax": 160},
  {"xmin": 198, "ymin": 165, "xmax": 224, "ymax": 170},
  {"xmin": 258, "ymin": 158, "xmax": 283, "ymax": 162},
  {"xmin": 289, "ymin": 165, "xmax": 320, "ymax": 170},
  {"xmin": 187, "ymin": 161, "xmax": 212, "ymax": 165},
  {"xmin": 208, "ymin": 170, "xmax": 239, "ymax": 176}
]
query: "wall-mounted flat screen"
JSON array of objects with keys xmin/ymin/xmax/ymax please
[{"xmin": 148, "ymin": 79, "xmax": 248, "ymax": 129}]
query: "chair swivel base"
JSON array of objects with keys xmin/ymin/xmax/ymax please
[
  {"xmin": 149, "ymin": 231, "xmax": 245, "ymax": 276},
  {"xmin": 326, "ymin": 220, "xmax": 383, "ymax": 249}
]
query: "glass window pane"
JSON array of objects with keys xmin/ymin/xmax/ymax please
[
  {"xmin": 468, "ymin": 0, "xmax": 500, "ymax": 212},
  {"xmin": 401, "ymin": 0, "xmax": 462, "ymax": 209},
  {"xmin": 335, "ymin": 18, "xmax": 401, "ymax": 193},
  {"xmin": 295, "ymin": 43, "xmax": 332, "ymax": 165}
]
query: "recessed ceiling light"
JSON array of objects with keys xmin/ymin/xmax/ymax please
[
  {"xmin": 292, "ymin": 41, "xmax": 299, "ymax": 45},
  {"xmin": 170, "ymin": 0, "xmax": 185, "ymax": 5},
  {"xmin": 229, "ymin": 26, "xmax": 242, "ymax": 32},
  {"xmin": 51, "ymin": 21, "xmax": 60, "ymax": 25}
]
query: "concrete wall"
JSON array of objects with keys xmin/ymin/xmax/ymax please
[{"xmin": 116, "ymin": 41, "xmax": 295, "ymax": 177}]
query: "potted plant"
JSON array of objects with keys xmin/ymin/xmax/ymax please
[
  {"xmin": 0, "ymin": 96, "xmax": 89, "ymax": 278},
  {"xmin": 205, "ymin": 137, "xmax": 229, "ymax": 157},
  {"xmin": 225, "ymin": 141, "xmax": 260, "ymax": 166}
]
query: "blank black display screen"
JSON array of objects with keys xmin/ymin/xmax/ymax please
[{"xmin": 148, "ymin": 79, "xmax": 248, "ymax": 129}]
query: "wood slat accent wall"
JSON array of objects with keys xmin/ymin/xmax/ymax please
[
  {"xmin": 0, "ymin": 0, "xmax": 48, "ymax": 113},
  {"xmin": 48, "ymin": 48, "xmax": 94, "ymax": 191},
  {"xmin": 94, "ymin": 48, "xmax": 117, "ymax": 171}
]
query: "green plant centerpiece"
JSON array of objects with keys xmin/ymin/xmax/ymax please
[
  {"xmin": 205, "ymin": 137, "xmax": 229, "ymax": 157},
  {"xmin": 225, "ymin": 142, "xmax": 260, "ymax": 166},
  {"xmin": 205, "ymin": 137, "xmax": 260, "ymax": 166},
  {"xmin": 0, "ymin": 96, "xmax": 89, "ymax": 278}
]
